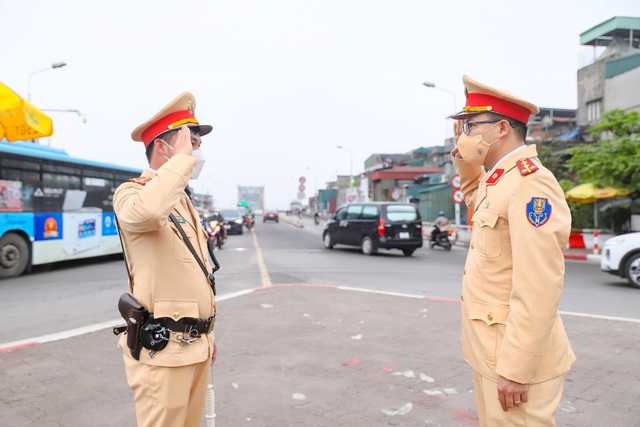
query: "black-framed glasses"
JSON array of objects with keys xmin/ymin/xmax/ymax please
[{"xmin": 462, "ymin": 120, "xmax": 500, "ymax": 135}]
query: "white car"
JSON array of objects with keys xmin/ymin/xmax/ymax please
[{"xmin": 600, "ymin": 232, "xmax": 640, "ymax": 289}]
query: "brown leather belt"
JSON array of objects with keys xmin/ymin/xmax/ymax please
[{"xmin": 155, "ymin": 315, "xmax": 216, "ymax": 335}]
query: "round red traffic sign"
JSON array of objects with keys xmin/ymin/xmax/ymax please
[
  {"xmin": 450, "ymin": 174, "xmax": 461, "ymax": 189},
  {"xmin": 299, "ymin": 176, "xmax": 306, "ymax": 184},
  {"xmin": 298, "ymin": 184, "xmax": 306, "ymax": 192},
  {"xmin": 452, "ymin": 189, "xmax": 464, "ymax": 204}
]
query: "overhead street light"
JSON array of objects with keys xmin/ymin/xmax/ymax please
[
  {"xmin": 28, "ymin": 62, "xmax": 67, "ymax": 101},
  {"xmin": 423, "ymin": 81, "xmax": 458, "ymax": 114},
  {"xmin": 42, "ymin": 108, "xmax": 87, "ymax": 124},
  {"xmin": 336, "ymin": 145, "xmax": 353, "ymax": 177}
]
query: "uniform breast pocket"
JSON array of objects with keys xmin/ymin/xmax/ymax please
[
  {"xmin": 168, "ymin": 222, "xmax": 197, "ymax": 263},
  {"xmin": 471, "ymin": 210, "xmax": 502, "ymax": 259}
]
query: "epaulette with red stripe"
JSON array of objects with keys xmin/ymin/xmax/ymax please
[
  {"xmin": 129, "ymin": 177, "xmax": 152, "ymax": 186},
  {"xmin": 516, "ymin": 158, "xmax": 539, "ymax": 176}
]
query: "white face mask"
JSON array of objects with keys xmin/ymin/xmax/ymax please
[
  {"xmin": 190, "ymin": 148, "xmax": 206, "ymax": 180},
  {"xmin": 161, "ymin": 141, "xmax": 206, "ymax": 180}
]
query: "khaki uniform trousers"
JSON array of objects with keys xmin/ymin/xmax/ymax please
[
  {"xmin": 473, "ymin": 370, "xmax": 565, "ymax": 427},
  {"xmin": 124, "ymin": 353, "xmax": 211, "ymax": 427}
]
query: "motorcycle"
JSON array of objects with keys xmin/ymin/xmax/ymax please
[
  {"xmin": 430, "ymin": 225, "xmax": 452, "ymax": 251},
  {"xmin": 245, "ymin": 215, "xmax": 254, "ymax": 230},
  {"xmin": 206, "ymin": 219, "xmax": 226, "ymax": 249},
  {"xmin": 314, "ymin": 213, "xmax": 320, "ymax": 225}
]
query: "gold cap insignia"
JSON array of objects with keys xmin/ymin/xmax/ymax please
[{"xmin": 187, "ymin": 100, "xmax": 195, "ymax": 114}]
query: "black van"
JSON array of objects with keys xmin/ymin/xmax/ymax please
[{"xmin": 322, "ymin": 202, "xmax": 423, "ymax": 256}]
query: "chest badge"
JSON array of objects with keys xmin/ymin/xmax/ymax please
[
  {"xmin": 526, "ymin": 197, "xmax": 551, "ymax": 227},
  {"xmin": 174, "ymin": 215, "xmax": 187, "ymax": 223}
]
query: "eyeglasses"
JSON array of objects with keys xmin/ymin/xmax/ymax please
[{"xmin": 462, "ymin": 120, "xmax": 500, "ymax": 135}]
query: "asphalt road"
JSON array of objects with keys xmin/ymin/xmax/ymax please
[
  {"xmin": 1, "ymin": 217, "xmax": 639, "ymax": 427},
  {"xmin": 0, "ymin": 215, "xmax": 638, "ymax": 345}
]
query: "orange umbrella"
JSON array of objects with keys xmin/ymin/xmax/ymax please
[{"xmin": 0, "ymin": 81, "xmax": 53, "ymax": 141}]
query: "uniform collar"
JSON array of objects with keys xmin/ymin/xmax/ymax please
[{"xmin": 487, "ymin": 145, "xmax": 527, "ymax": 177}]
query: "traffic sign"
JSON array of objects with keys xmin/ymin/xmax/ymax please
[
  {"xmin": 450, "ymin": 174, "xmax": 461, "ymax": 189},
  {"xmin": 298, "ymin": 184, "xmax": 306, "ymax": 192},
  {"xmin": 299, "ymin": 176, "xmax": 306, "ymax": 184},
  {"xmin": 452, "ymin": 189, "xmax": 464, "ymax": 204}
]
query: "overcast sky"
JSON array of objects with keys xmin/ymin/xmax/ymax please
[{"xmin": 1, "ymin": 1, "xmax": 638, "ymax": 209}]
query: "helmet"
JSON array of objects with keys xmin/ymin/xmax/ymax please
[{"xmin": 438, "ymin": 211, "xmax": 445, "ymax": 216}]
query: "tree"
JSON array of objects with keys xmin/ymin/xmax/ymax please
[
  {"xmin": 567, "ymin": 109, "xmax": 639, "ymax": 231},
  {"xmin": 568, "ymin": 109, "xmax": 640, "ymax": 199}
]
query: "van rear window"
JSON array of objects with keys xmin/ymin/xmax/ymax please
[{"xmin": 386, "ymin": 205, "xmax": 418, "ymax": 221}]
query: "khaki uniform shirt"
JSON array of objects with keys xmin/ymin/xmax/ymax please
[
  {"xmin": 114, "ymin": 154, "xmax": 215, "ymax": 367},
  {"xmin": 452, "ymin": 144, "xmax": 575, "ymax": 384}
]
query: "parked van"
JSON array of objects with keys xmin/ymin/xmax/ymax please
[{"xmin": 322, "ymin": 202, "xmax": 423, "ymax": 256}]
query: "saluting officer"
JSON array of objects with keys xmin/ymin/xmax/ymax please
[
  {"xmin": 114, "ymin": 92, "xmax": 217, "ymax": 427},
  {"xmin": 450, "ymin": 75, "xmax": 575, "ymax": 426}
]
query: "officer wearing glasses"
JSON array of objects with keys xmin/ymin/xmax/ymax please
[{"xmin": 450, "ymin": 75, "xmax": 574, "ymax": 426}]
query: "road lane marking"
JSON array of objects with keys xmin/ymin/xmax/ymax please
[
  {"xmin": 2, "ymin": 284, "xmax": 638, "ymax": 352},
  {"xmin": 251, "ymin": 228, "xmax": 272, "ymax": 286}
]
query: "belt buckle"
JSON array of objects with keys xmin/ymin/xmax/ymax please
[{"xmin": 206, "ymin": 315, "xmax": 216, "ymax": 334}]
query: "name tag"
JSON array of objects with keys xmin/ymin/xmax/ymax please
[{"xmin": 174, "ymin": 215, "xmax": 187, "ymax": 223}]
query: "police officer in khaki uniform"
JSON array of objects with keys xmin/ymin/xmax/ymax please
[
  {"xmin": 450, "ymin": 75, "xmax": 575, "ymax": 426},
  {"xmin": 114, "ymin": 92, "xmax": 217, "ymax": 427}
]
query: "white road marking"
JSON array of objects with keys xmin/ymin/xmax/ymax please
[{"xmin": 2, "ymin": 284, "xmax": 638, "ymax": 352}]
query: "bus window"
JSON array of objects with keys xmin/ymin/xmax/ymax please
[
  {"xmin": 0, "ymin": 169, "xmax": 39, "ymax": 212},
  {"xmin": 83, "ymin": 175, "xmax": 114, "ymax": 211}
]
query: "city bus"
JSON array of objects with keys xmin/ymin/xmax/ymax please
[{"xmin": 0, "ymin": 140, "xmax": 141, "ymax": 278}]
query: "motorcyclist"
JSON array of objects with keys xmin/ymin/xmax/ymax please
[
  {"xmin": 314, "ymin": 210, "xmax": 320, "ymax": 225},
  {"xmin": 431, "ymin": 211, "xmax": 449, "ymax": 242}
]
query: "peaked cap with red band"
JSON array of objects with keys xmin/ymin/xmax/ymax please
[
  {"xmin": 131, "ymin": 92, "xmax": 213, "ymax": 147},
  {"xmin": 449, "ymin": 75, "xmax": 539, "ymax": 124}
]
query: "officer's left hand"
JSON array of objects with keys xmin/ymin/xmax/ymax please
[
  {"xmin": 211, "ymin": 342, "xmax": 217, "ymax": 365},
  {"xmin": 497, "ymin": 375, "xmax": 529, "ymax": 412}
]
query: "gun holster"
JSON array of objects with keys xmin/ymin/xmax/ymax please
[{"xmin": 114, "ymin": 293, "xmax": 149, "ymax": 360}]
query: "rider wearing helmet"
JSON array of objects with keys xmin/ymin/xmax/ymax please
[{"xmin": 432, "ymin": 211, "xmax": 449, "ymax": 241}]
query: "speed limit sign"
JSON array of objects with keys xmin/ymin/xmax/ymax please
[{"xmin": 452, "ymin": 189, "xmax": 464, "ymax": 204}]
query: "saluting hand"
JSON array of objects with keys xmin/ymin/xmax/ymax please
[
  {"xmin": 451, "ymin": 120, "xmax": 464, "ymax": 159},
  {"xmin": 173, "ymin": 125, "xmax": 193, "ymax": 156},
  {"xmin": 497, "ymin": 375, "xmax": 529, "ymax": 412},
  {"xmin": 453, "ymin": 120, "xmax": 463, "ymax": 144}
]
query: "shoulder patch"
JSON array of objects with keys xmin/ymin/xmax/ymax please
[
  {"xmin": 129, "ymin": 177, "xmax": 152, "ymax": 186},
  {"xmin": 526, "ymin": 197, "xmax": 551, "ymax": 227},
  {"xmin": 517, "ymin": 158, "xmax": 539, "ymax": 176}
]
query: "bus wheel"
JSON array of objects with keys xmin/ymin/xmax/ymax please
[{"xmin": 0, "ymin": 233, "xmax": 29, "ymax": 279}]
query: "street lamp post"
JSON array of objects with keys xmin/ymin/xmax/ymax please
[
  {"xmin": 423, "ymin": 81, "xmax": 461, "ymax": 228},
  {"xmin": 335, "ymin": 145, "xmax": 353, "ymax": 178},
  {"xmin": 422, "ymin": 81, "xmax": 457, "ymax": 114},
  {"xmin": 28, "ymin": 62, "xmax": 67, "ymax": 102}
]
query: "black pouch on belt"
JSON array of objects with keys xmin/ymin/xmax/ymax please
[{"xmin": 116, "ymin": 293, "xmax": 149, "ymax": 360}]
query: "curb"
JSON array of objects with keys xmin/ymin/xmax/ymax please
[{"xmin": 564, "ymin": 253, "xmax": 601, "ymax": 263}]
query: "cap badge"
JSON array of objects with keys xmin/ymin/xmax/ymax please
[
  {"xmin": 187, "ymin": 100, "xmax": 195, "ymax": 114},
  {"xmin": 526, "ymin": 197, "xmax": 551, "ymax": 227}
]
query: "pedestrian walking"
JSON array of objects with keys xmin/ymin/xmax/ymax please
[
  {"xmin": 450, "ymin": 75, "xmax": 575, "ymax": 426},
  {"xmin": 114, "ymin": 92, "xmax": 218, "ymax": 427}
]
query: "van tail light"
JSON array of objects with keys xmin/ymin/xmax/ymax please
[{"xmin": 377, "ymin": 218, "xmax": 385, "ymax": 236}]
